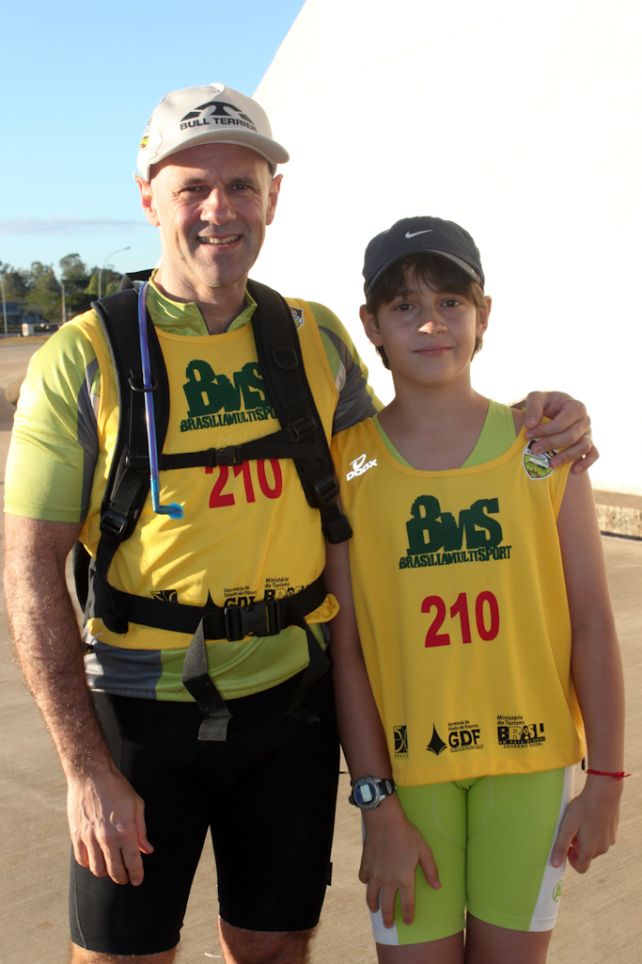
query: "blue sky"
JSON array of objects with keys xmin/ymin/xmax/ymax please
[{"xmin": 0, "ymin": 0, "xmax": 305, "ymax": 276}]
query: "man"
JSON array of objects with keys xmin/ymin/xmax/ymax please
[{"xmin": 3, "ymin": 83, "xmax": 595, "ymax": 964}]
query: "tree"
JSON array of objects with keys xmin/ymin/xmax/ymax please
[
  {"xmin": 86, "ymin": 266, "xmax": 122, "ymax": 298},
  {"xmin": 0, "ymin": 263, "xmax": 29, "ymax": 301},
  {"xmin": 24, "ymin": 262, "xmax": 62, "ymax": 326},
  {"xmin": 1, "ymin": 253, "xmax": 130, "ymax": 325},
  {"xmin": 59, "ymin": 253, "xmax": 92, "ymax": 316}
]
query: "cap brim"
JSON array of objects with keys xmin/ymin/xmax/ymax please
[
  {"xmin": 139, "ymin": 129, "xmax": 289, "ymax": 179},
  {"xmin": 366, "ymin": 249, "xmax": 482, "ymax": 293}
]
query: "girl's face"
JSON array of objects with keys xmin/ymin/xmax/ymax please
[{"xmin": 361, "ymin": 268, "xmax": 490, "ymax": 390}]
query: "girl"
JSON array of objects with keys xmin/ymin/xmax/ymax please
[{"xmin": 326, "ymin": 216, "xmax": 625, "ymax": 964}]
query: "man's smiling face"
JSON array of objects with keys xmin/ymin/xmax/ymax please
[{"xmin": 138, "ymin": 142, "xmax": 281, "ymax": 306}]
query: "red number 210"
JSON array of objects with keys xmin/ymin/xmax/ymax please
[
  {"xmin": 421, "ymin": 591, "xmax": 500, "ymax": 647},
  {"xmin": 206, "ymin": 459, "xmax": 283, "ymax": 508}
]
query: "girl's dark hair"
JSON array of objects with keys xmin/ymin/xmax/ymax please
[{"xmin": 364, "ymin": 253, "xmax": 486, "ymax": 369}]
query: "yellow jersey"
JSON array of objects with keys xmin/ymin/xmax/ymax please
[{"xmin": 332, "ymin": 412, "xmax": 585, "ymax": 785}]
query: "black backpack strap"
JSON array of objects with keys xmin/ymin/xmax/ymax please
[
  {"xmin": 75, "ymin": 278, "xmax": 343, "ymax": 739},
  {"xmin": 119, "ymin": 269, "xmax": 153, "ymax": 290},
  {"xmin": 87, "ymin": 288, "xmax": 169, "ymax": 632},
  {"xmin": 107, "ymin": 576, "xmax": 325, "ymax": 638},
  {"xmin": 179, "ymin": 577, "xmax": 329, "ymax": 740},
  {"xmin": 247, "ymin": 279, "xmax": 352, "ymax": 545}
]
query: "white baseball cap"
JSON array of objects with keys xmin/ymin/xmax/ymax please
[{"xmin": 136, "ymin": 83, "xmax": 289, "ymax": 180}]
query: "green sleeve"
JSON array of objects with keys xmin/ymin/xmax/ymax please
[
  {"xmin": 307, "ymin": 301, "xmax": 381, "ymax": 433},
  {"xmin": 4, "ymin": 318, "xmax": 100, "ymax": 523}
]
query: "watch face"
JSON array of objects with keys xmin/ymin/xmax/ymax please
[{"xmin": 355, "ymin": 782, "xmax": 375, "ymax": 806}]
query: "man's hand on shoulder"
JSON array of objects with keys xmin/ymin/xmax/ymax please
[{"xmin": 521, "ymin": 391, "xmax": 597, "ymax": 472}]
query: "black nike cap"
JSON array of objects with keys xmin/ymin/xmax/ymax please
[{"xmin": 363, "ymin": 216, "xmax": 485, "ymax": 295}]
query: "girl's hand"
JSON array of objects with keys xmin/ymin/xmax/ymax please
[
  {"xmin": 550, "ymin": 775, "xmax": 623, "ymax": 873},
  {"xmin": 360, "ymin": 796, "xmax": 440, "ymax": 927}
]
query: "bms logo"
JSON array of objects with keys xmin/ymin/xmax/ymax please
[
  {"xmin": 346, "ymin": 453, "xmax": 378, "ymax": 481},
  {"xmin": 180, "ymin": 100, "xmax": 257, "ymax": 133}
]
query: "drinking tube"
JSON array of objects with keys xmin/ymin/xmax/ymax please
[{"xmin": 137, "ymin": 282, "xmax": 184, "ymax": 519}]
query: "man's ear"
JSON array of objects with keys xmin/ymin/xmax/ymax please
[
  {"xmin": 135, "ymin": 175, "xmax": 160, "ymax": 227},
  {"xmin": 265, "ymin": 173, "xmax": 282, "ymax": 226},
  {"xmin": 360, "ymin": 304, "xmax": 383, "ymax": 347}
]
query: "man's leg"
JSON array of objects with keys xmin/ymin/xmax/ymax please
[
  {"xmin": 207, "ymin": 672, "xmax": 340, "ymax": 961},
  {"xmin": 218, "ymin": 921, "xmax": 313, "ymax": 964},
  {"xmin": 70, "ymin": 946, "xmax": 177, "ymax": 964},
  {"xmin": 70, "ymin": 694, "xmax": 210, "ymax": 959}
]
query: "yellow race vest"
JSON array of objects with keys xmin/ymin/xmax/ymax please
[
  {"xmin": 332, "ymin": 417, "xmax": 585, "ymax": 786},
  {"xmin": 74, "ymin": 295, "xmax": 339, "ymax": 658}
]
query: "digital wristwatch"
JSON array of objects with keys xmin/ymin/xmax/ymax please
[{"xmin": 348, "ymin": 775, "xmax": 396, "ymax": 811}]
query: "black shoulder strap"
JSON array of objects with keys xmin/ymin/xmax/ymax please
[
  {"xmin": 83, "ymin": 286, "xmax": 169, "ymax": 630},
  {"xmin": 119, "ymin": 269, "xmax": 154, "ymax": 290},
  {"xmin": 93, "ymin": 288, "xmax": 169, "ymax": 539},
  {"xmin": 247, "ymin": 279, "xmax": 351, "ymax": 544},
  {"xmin": 81, "ymin": 276, "xmax": 350, "ymax": 629}
]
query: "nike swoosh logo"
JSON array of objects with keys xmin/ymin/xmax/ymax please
[{"xmin": 404, "ymin": 229, "xmax": 434, "ymax": 239}]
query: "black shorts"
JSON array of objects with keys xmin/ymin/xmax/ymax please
[{"xmin": 70, "ymin": 672, "xmax": 339, "ymax": 956}]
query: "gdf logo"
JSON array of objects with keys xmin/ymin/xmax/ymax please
[
  {"xmin": 346, "ymin": 452, "xmax": 377, "ymax": 481},
  {"xmin": 448, "ymin": 727, "xmax": 481, "ymax": 749}
]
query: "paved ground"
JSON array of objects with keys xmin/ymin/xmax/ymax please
[{"xmin": 0, "ymin": 341, "xmax": 640, "ymax": 963}]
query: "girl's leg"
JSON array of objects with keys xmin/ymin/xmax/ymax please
[
  {"xmin": 376, "ymin": 931, "xmax": 464, "ymax": 964},
  {"xmin": 465, "ymin": 915, "xmax": 551, "ymax": 964},
  {"xmin": 370, "ymin": 783, "xmax": 467, "ymax": 961},
  {"xmin": 464, "ymin": 767, "xmax": 573, "ymax": 964}
]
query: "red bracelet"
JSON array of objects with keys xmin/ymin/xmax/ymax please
[{"xmin": 585, "ymin": 768, "xmax": 631, "ymax": 779}]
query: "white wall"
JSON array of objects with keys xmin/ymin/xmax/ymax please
[{"xmin": 253, "ymin": 0, "xmax": 642, "ymax": 494}]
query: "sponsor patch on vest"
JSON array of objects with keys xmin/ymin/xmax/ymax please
[
  {"xmin": 289, "ymin": 307, "xmax": 304, "ymax": 329},
  {"xmin": 426, "ymin": 721, "xmax": 485, "ymax": 758},
  {"xmin": 180, "ymin": 358, "xmax": 275, "ymax": 433},
  {"xmin": 497, "ymin": 714, "xmax": 546, "ymax": 748},
  {"xmin": 151, "ymin": 588, "xmax": 178, "ymax": 602},
  {"xmin": 447, "ymin": 719, "xmax": 484, "ymax": 752},
  {"xmin": 394, "ymin": 724, "xmax": 409, "ymax": 757},
  {"xmin": 522, "ymin": 441, "xmax": 556, "ymax": 480},
  {"xmin": 346, "ymin": 452, "xmax": 378, "ymax": 481},
  {"xmin": 399, "ymin": 495, "xmax": 512, "ymax": 569},
  {"xmin": 426, "ymin": 724, "xmax": 448, "ymax": 756}
]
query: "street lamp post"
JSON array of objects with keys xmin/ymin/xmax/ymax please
[
  {"xmin": 60, "ymin": 278, "xmax": 66, "ymax": 326},
  {"xmin": 0, "ymin": 274, "xmax": 7, "ymax": 337},
  {"xmin": 98, "ymin": 246, "xmax": 131, "ymax": 298}
]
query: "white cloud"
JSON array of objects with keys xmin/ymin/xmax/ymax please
[{"xmin": 0, "ymin": 219, "xmax": 145, "ymax": 235}]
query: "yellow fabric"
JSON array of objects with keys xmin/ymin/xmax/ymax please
[
  {"xmin": 5, "ymin": 279, "xmax": 377, "ymax": 525},
  {"xmin": 75, "ymin": 294, "xmax": 339, "ymax": 655},
  {"xmin": 332, "ymin": 417, "xmax": 584, "ymax": 785},
  {"xmin": 6, "ymin": 285, "xmax": 348, "ymax": 700}
]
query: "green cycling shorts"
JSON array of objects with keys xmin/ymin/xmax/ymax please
[{"xmin": 372, "ymin": 766, "xmax": 574, "ymax": 946}]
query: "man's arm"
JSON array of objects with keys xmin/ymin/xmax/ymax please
[
  {"xmin": 314, "ymin": 301, "xmax": 597, "ymax": 469},
  {"xmin": 309, "ymin": 302, "xmax": 381, "ymax": 433},
  {"xmin": 3, "ymin": 515, "xmax": 153, "ymax": 885}
]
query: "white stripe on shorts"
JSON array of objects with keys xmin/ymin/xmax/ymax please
[{"xmin": 528, "ymin": 765, "xmax": 575, "ymax": 931}]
